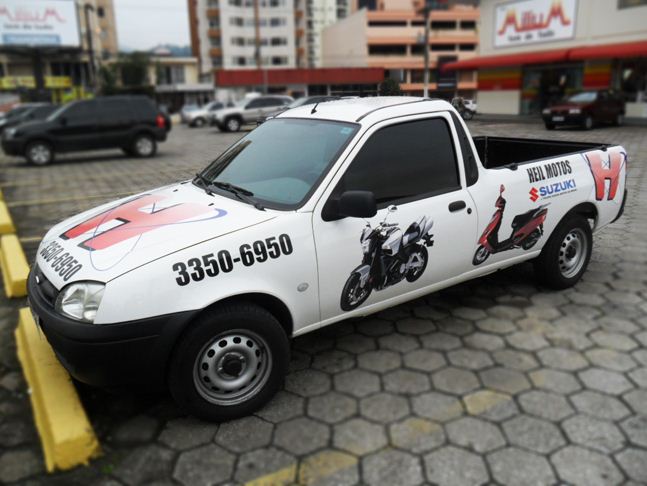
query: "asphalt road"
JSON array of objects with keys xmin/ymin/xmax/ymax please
[{"xmin": 0, "ymin": 119, "xmax": 645, "ymax": 485}]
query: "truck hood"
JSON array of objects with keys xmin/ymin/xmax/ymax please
[{"xmin": 37, "ymin": 182, "xmax": 276, "ymax": 288}]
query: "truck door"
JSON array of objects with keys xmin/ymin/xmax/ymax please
[{"xmin": 312, "ymin": 113, "xmax": 477, "ymax": 323}]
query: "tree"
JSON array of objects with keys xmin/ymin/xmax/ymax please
[
  {"xmin": 119, "ymin": 51, "xmax": 150, "ymax": 87},
  {"xmin": 379, "ymin": 78, "xmax": 402, "ymax": 96},
  {"xmin": 98, "ymin": 64, "xmax": 118, "ymax": 95}
]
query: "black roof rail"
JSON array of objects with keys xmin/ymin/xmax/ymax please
[{"xmin": 355, "ymin": 98, "xmax": 439, "ymax": 122}]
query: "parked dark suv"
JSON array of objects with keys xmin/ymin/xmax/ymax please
[{"xmin": 1, "ymin": 96, "xmax": 170, "ymax": 165}]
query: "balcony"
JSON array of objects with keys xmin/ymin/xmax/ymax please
[
  {"xmin": 208, "ymin": 28, "xmax": 221, "ymax": 38},
  {"xmin": 206, "ymin": 8, "xmax": 219, "ymax": 18},
  {"xmin": 209, "ymin": 47, "xmax": 222, "ymax": 57}
]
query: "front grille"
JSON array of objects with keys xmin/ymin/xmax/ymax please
[{"xmin": 33, "ymin": 265, "xmax": 59, "ymax": 306}]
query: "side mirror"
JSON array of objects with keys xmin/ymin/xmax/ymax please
[{"xmin": 339, "ymin": 191, "xmax": 377, "ymax": 219}]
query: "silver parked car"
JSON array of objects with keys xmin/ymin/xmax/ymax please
[
  {"xmin": 210, "ymin": 95, "xmax": 293, "ymax": 132},
  {"xmin": 186, "ymin": 101, "xmax": 229, "ymax": 128}
]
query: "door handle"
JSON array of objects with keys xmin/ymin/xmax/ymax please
[{"xmin": 448, "ymin": 200, "xmax": 467, "ymax": 212}]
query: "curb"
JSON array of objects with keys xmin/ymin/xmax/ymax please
[
  {"xmin": 15, "ymin": 308, "xmax": 101, "ymax": 472},
  {"xmin": 0, "ymin": 200, "xmax": 16, "ymax": 234},
  {"xmin": 0, "ymin": 233, "xmax": 28, "ymax": 297}
]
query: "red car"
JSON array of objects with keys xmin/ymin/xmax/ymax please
[{"xmin": 542, "ymin": 90, "xmax": 625, "ymax": 130}]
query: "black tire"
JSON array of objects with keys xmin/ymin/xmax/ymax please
[
  {"xmin": 545, "ymin": 122, "xmax": 555, "ymax": 130},
  {"xmin": 121, "ymin": 147, "xmax": 135, "ymax": 156},
  {"xmin": 472, "ymin": 245, "xmax": 490, "ymax": 266},
  {"xmin": 614, "ymin": 113, "xmax": 624, "ymax": 126},
  {"xmin": 131, "ymin": 133, "xmax": 157, "ymax": 157},
  {"xmin": 534, "ymin": 215, "xmax": 592, "ymax": 290},
  {"xmin": 225, "ymin": 117, "xmax": 242, "ymax": 132},
  {"xmin": 25, "ymin": 140, "xmax": 54, "ymax": 166},
  {"xmin": 168, "ymin": 302, "xmax": 289, "ymax": 422},
  {"xmin": 191, "ymin": 117, "xmax": 206, "ymax": 128},
  {"xmin": 582, "ymin": 115, "xmax": 593, "ymax": 130},
  {"xmin": 340, "ymin": 272, "xmax": 372, "ymax": 311},
  {"xmin": 405, "ymin": 246, "xmax": 428, "ymax": 282}
]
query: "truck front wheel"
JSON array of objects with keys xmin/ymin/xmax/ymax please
[
  {"xmin": 168, "ymin": 303, "xmax": 289, "ymax": 422},
  {"xmin": 534, "ymin": 216, "xmax": 592, "ymax": 289}
]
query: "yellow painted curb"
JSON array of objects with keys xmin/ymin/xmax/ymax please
[
  {"xmin": 0, "ymin": 233, "xmax": 29, "ymax": 297},
  {"xmin": 0, "ymin": 200, "xmax": 16, "ymax": 234},
  {"xmin": 15, "ymin": 308, "xmax": 101, "ymax": 472}
]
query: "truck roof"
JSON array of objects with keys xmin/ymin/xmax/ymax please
[{"xmin": 276, "ymin": 96, "xmax": 454, "ymax": 125}]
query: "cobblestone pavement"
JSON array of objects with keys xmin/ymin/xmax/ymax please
[{"xmin": 0, "ymin": 119, "xmax": 646, "ymax": 485}]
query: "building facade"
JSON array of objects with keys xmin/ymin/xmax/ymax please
[
  {"xmin": 150, "ymin": 56, "xmax": 215, "ymax": 111},
  {"xmin": 447, "ymin": 0, "xmax": 647, "ymax": 118},
  {"xmin": 322, "ymin": 0, "xmax": 479, "ymax": 97},
  {"xmin": 304, "ymin": 0, "xmax": 356, "ymax": 67}
]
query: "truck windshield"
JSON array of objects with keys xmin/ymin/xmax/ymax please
[{"xmin": 199, "ymin": 118, "xmax": 358, "ymax": 209}]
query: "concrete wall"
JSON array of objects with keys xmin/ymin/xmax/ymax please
[
  {"xmin": 322, "ymin": 9, "xmax": 368, "ymax": 67},
  {"xmin": 477, "ymin": 90, "xmax": 521, "ymax": 115}
]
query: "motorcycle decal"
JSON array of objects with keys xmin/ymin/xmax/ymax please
[
  {"xmin": 61, "ymin": 194, "xmax": 226, "ymax": 251},
  {"xmin": 339, "ymin": 210, "xmax": 434, "ymax": 311},
  {"xmin": 526, "ymin": 160, "xmax": 572, "ymax": 183},
  {"xmin": 473, "ymin": 185, "xmax": 548, "ymax": 266},
  {"xmin": 528, "ymin": 178, "xmax": 577, "ymax": 202},
  {"xmin": 583, "ymin": 148, "xmax": 626, "ymax": 201},
  {"xmin": 171, "ymin": 234, "xmax": 293, "ymax": 286}
]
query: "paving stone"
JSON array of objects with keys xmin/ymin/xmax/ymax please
[
  {"xmin": 446, "ymin": 416, "xmax": 505, "ymax": 453},
  {"xmin": 113, "ymin": 444, "xmax": 175, "ymax": 486},
  {"xmin": 424, "ymin": 446, "xmax": 489, "ymax": 486},
  {"xmin": 110, "ymin": 415, "xmax": 159, "ymax": 445},
  {"xmin": 289, "ymin": 350, "xmax": 312, "ymax": 372},
  {"xmin": 463, "ymin": 390, "xmax": 519, "ymax": 422},
  {"xmin": 411, "ymin": 391, "xmax": 463, "ymax": 423},
  {"xmin": 579, "ymin": 368, "xmax": 634, "ymax": 395},
  {"xmin": 333, "ymin": 418, "xmax": 387, "ymax": 455},
  {"xmin": 529, "ymin": 369, "xmax": 582, "ymax": 394},
  {"xmin": 621, "ymin": 415, "xmax": 647, "ymax": 448},
  {"xmin": 488, "ymin": 447, "xmax": 556, "ymax": 486},
  {"xmin": 363, "ymin": 449, "xmax": 424, "ymax": 486},
  {"xmin": 475, "ymin": 317, "xmax": 517, "ymax": 334},
  {"xmin": 158, "ymin": 417, "xmax": 218, "ymax": 451},
  {"xmin": 506, "ymin": 331, "xmax": 549, "ymax": 351},
  {"xmin": 0, "ymin": 420, "xmax": 37, "ymax": 447},
  {"xmin": 360, "ymin": 392, "xmax": 410, "ymax": 423},
  {"xmin": 284, "ymin": 369, "xmax": 331, "ymax": 397},
  {"xmin": 615, "ymin": 448, "xmax": 647, "ymax": 483},
  {"xmin": 336, "ymin": 333, "xmax": 376, "ymax": 354},
  {"xmin": 274, "ymin": 417, "xmax": 329, "ymax": 455},
  {"xmin": 255, "ymin": 391, "xmax": 304, "ymax": 423},
  {"xmin": 333, "ymin": 369, "xmax": 380, "ymax": 398},
  {"xmin": 311, "ymin": 350, "xmax": 355, "ymax": 373},
  {"xmin": 487, "ymin": 304, "xmax": 525, "ymax": 320},
  {"xmin": 357, "ymin": 349, "xmax": 401, "ymax": 373},
  {"xmin": 632, "ymin": 349, "xmax": 647, "ymax": 366},
  {"xmin": 590, "ymin": 330, "xmax": 638, "ymax": 351},
  {"xmin": 597, "ymin": 316, "xmax": 640, "ymax": 334},
  {"xmin": 585, "ymin": 348, "xmax": 637, "ymax": 371},
  {"xmin": 293, "ymin": 333, "xmax": 335, "ymax": 353},
  {"xmin": 503, "ymin": 415, "xmax": 565, "ymax": 454},
  {"xmin": 420, "ymin": 332, "xmax": 462, "ymax": 350},
  {"xmin": 537, "ymin": 348, "xmax": 588, "ymax": 371},
  {"xmin": 493, "ymin": 349, "xmax": 539, "ymax": 371},
  {"xmin": 396, "ymin": 317, "xmax": 436, "ymax": 335},
  {"xmin": 628, "ymin": 367, "xmax": 647, "ymax": 387},
  {"xmin": 234, "ymin": 447, "xmax": 296, "ymax": 483},
  {"xmin": 403, "ymin": 349, "xmax": 446, "ymax": 372},
  {"xmin": 384, "ymin": 369, "xmax": 430, "ymax": 394},
  {"xmin": 623, "ymin": 389, "xmax": 647, "ymax": 415},
  {"xmin": 378, "ymin": 333, "xmax": 420, "ymax": 353},
  {"xmin": 389, "ymin": 417, "xmax": 445, "ymax": 453},
  {"xmin": 551, "ymin": 446, "xmax": 623, "ymax": 486},
  {"xmin": 0, "ymin": 449, "xmax": 44, "ymax": 483},
  {"xmin": 480, "ymin": 367, "xmax": 530, "ymax": 394},
  {"xmin": 463, "ymin": 332, "xmax": 506, "ymax": 351},
  {"xmin": 0, "ymin": 371, "xmax": 24, "ymax": 392},
  {"xmin": 432, "ymin": 367, "xmax": 480, "ymax": 395},
  {"xmin": 215, "ymin": 416, "xmax": 272, "ymax": 453},
  {"xmin": 307, "ymin": 391, "xmax": 357, "ymax": 424},
  {"xmin": 173, "ymin": 444, "xmax": 235, "ymax": 486},
  {"xmin": 571, "ymin": 390, "xmax": 630, "ymax": 420},
  {"xmin": 355, "ymin": 318, "xmax": 395, "ymax": 337},
  {"xmin": 518, "ymin": 390, "xmax": 574, "ymax": 421},
  {"xmin": 562, "ymin": 415, "xmax": 626, "ymax": 453},
  {"xmin": 544, "ymin": 327, "xmax": 593, "ymax": 351},
  {"xmin": 298, "ymin": 450, "xmax": 359, "ymax": 486},
  {"xmin": 435, "ymin": 316, "xmax": 476, "ymax": 336},
  {"xmin": 447, "ymin": 349, "xmax": 494, "ymax": 370}
]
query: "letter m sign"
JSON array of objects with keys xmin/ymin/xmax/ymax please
[{"xmin": 584, "ymin": 149, "xmax": 626, "ymax": 201}]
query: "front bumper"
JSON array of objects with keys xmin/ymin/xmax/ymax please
[
  {"xmin": 28, "ymin": 267, "xmax": 198, "ymax": 390},
  {"xmin": 1, "ymin": 138, "xmax": 24, "ymax": 156},
  {"xmin": 542, "ymin": 113, "xmax": 585, "ymax": 126}
]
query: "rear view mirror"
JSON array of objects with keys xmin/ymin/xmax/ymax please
[{"xmin": 339, "ymin": 191, "xmax": 377, "ymax": 219}]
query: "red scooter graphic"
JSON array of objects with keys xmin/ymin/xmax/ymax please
[{"xmin": 473, "ymin": 185, "xmax": 548, "ymax": 266}]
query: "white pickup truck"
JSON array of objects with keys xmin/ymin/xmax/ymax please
[{"xmin": 28, "ymin": 97, "xmax": 627, "ymax": 421}]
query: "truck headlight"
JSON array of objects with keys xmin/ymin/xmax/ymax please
[
  {"xmin": 542, "ymin": 108, "xmax": 551, "ymax": 115},
  {"xmin": 55, "ymin": 282, "xmax": 105, "ymax": 323},
  {"xmin": 569, "ymin": 108, "xmax": 581, "ymax": 114}
]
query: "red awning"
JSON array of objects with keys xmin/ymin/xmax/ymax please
[
  {"xmin": 216, "ymin": 68, "xmax": 384, "ymax": 87},
  {"xmin": 445, "ymin": 39, "xmax": 647, "ymax": 70}
]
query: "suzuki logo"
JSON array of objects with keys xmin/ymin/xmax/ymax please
[{"xmin": 529, "ymin": 187, "xmax": 539, "ymax": 202}]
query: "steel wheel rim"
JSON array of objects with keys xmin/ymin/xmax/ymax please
[
  {"xmin": 559, "ymin": 228, "xmax": 587, "ymax": 279},
  {"xmin": 227, "ymin": 119, "xmax": 239, "ymax": 131},
  {"xmin": 30, "ymin": 144, "xmax": 50, "ymax": 164},
  {"xmin": 136, "ymin": 137, "xmax": 153, "ymax": 155},
  {"xmin": 193, "ymin": 329, "xmax": 271, "ymax": 406}
]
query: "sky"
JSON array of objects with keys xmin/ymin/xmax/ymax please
[{"xmin": 114, "ymin": 0, "xmax": 190, "ymax": 51}]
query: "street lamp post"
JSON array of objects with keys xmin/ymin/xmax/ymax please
[
  {"xmin": 418, "ymin": 0, "xmax": 449, "ymax": 98},
  {"xmin": 84, "ymin": 3, "xmax": 96, "ymax": 91}
]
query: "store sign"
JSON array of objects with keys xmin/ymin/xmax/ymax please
[
  {"xmin": 494, "ymin": 0, "xmax": 577, "ymax": 48},
  {"xmin": 0, "ymin": 0, "xmax": 80, "ymax": 48},
  {"xmin": 0, "ymin": 76, "xmax": 73, "ymax": 89}
]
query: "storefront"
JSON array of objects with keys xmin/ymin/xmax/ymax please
[{"xmin": 446, "ymin": 0, "xmax": 647, "ymax": 118}]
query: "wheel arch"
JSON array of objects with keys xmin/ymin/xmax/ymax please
[{"xmin": 545, "ymin": 202, "xmax": 598, "ymax": 242}]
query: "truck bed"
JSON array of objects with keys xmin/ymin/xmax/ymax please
[{"xmin": 473, "ymin": 136, "xmax": 604, "ymax": 169}]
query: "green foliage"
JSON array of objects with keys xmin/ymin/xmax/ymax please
[
  {"xmin": 118, "ymin": 51, "xmax": 151, "ymax": 87},
  {"xmin": 98, "ymin": 64, "xmax": 118, "ymax": 95},
  {"xmin": 379, "ymin": 78, "xmax": 402, "ymax": 96}
]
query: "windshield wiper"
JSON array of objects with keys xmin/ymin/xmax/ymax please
[
  {"xmin": 194, "ymin": 172, "xmax": 213, "ymax": 196},
  {"xmin": 209, "ymin": 181, "xmax": 265, "ymax": 211}
]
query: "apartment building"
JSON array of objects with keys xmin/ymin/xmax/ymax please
[
  {"xmin": 304, "ymin": 0, "xmax": 356, "ymax": 67},
  {"xmin": 322, "ymin": 0, "xmax": 479, "ymax": 97},
  {"xmin": 96, "ymin": 0, "xmax": 120, "ymax": 60}
]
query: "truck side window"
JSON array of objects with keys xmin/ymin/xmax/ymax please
[
  {"xmin": 450, "ymin": 112, "xmax": 479, "ymax": 186},
  {"xmin": 333, "ymin": 118, "xmax": 460, "ymax": 207}
]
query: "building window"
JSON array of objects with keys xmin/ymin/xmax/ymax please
[
  {"xmin": 369, "ymin": 45, "xmax": 407, "ymax": 56},
  {"xmin": 270, "ymin": 17, "xmax": 286, "ymax": 27},
  {"xmin": 230, "ymin": 17, "xmax": 243, "ymax": 26},
  {"xmin": 431, "ymin": 44, "xmax": 455, "ymax": 52},
  {"xmin": 431, "ymin": 21, "xmax": 456, "ymax": 29},
  {"xmin": 460, "ymin": 20, "xmax": 476, "ymax": 30},
  {"xmin": 410, "ymin": 69, "xmax": 436, "ymax": 84},
  {"xmin": 618, "ymin": 59, "xmax": 647, "ymax": 102},
  {"xmin": 368, "ymin": 20, "xmax": 407, "ymax": 27},
  {"xmin": 271, "ymin": 56, "xmax": 288, "ymax": 65},
  {"xmin": 212, "ymin": 57, "xmax": 223, "ymax": 68},
  {"xmin": 231, "ymin": 37, "xmax": 245, "ymax": 46},
  {"xmin": 618, "ymin": 0, "xmax": 647, "ymax": 8},
  {"xmin": 210, "ymin": 37, "xmax": 221, "ymax": 47},
  {"xmin": 458, "ymin": 43, "xmax": 476, "ymax": 51},
  {"xmin": 209, "ymin": 19, "xmax": 220, "ymax": 28},
  {"xmin": 233, "ymin": 56, "xmax": 247, "ymax": 66},
  {"xmin": 97, "ymin": 6, "xmax": 105, "ymax": 17},
  {"xmin": 270, "ymin": 37, "xmax": 287, "ymax": 46}
]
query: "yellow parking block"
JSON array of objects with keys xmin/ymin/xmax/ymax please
[
  {"xmin": 0, "ymin": 234, "xmax": 29, "ymax": 297},
  {"xmin": 15, "ymin": 308, "xmax": 101, "ymax": 472},
  {"xmin": 0, "ymin": 200, "xmax": 16, "ymax": 234}
]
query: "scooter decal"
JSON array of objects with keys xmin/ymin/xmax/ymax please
[
  {"xmin": 473, "ymin": 185, "xmax": 548, "ymax": 266},
  {"xmin": 583, "ymin": 148, "xmax": 626, "ymax": 201},
  {"xmin": 339, "ymin": 208, "xmax": 434, "ymax": 311}
]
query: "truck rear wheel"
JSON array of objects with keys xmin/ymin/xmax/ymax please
[
  {"xmin": 534, "ymin": 216, "xmax": 592, "ymax": 289},
  {"xmin": 168, "ymin": 302, "xmax": 289, "ymax": 422}
]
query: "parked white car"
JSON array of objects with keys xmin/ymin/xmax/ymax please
[
  {"xmin": 29, "ymin": 97, "xmax": 627, "ymax": 421},
  {"xmin": 209, "ymin": 95, "xmax": 293, "ymax": 132},
  {"xmin": 185, "ymin": 101, "xmax": 228, "ymax": 127}
]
